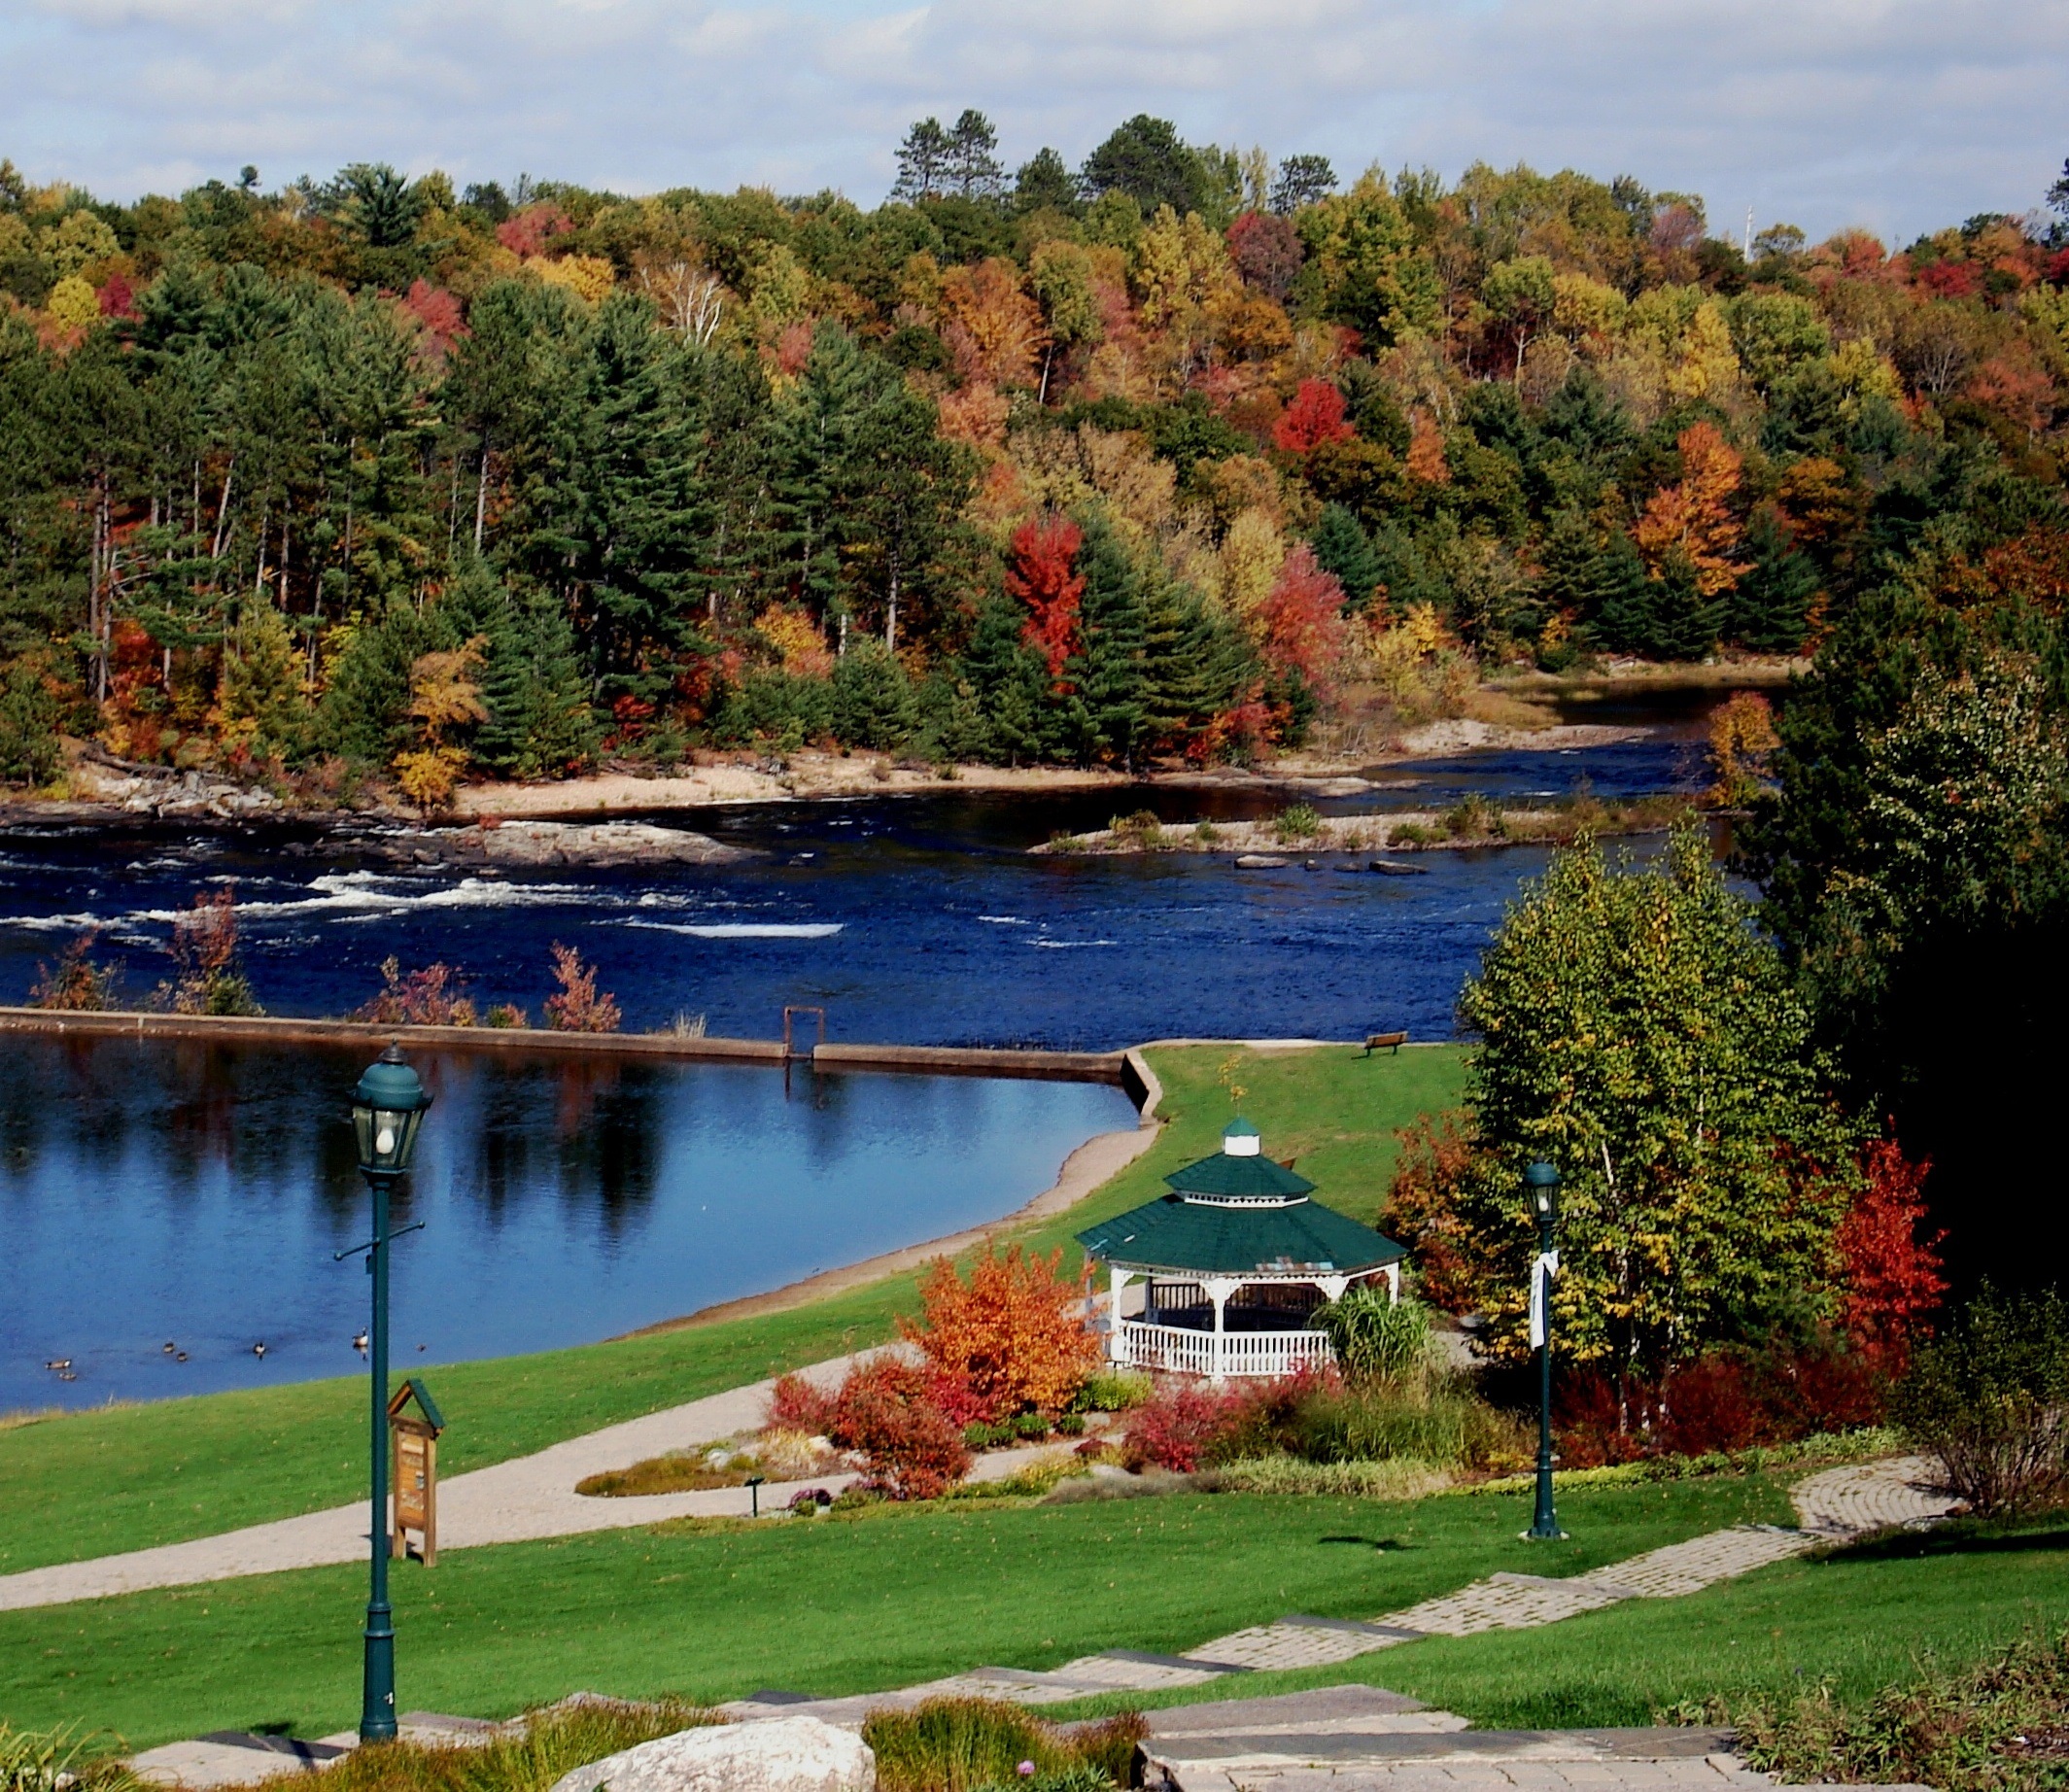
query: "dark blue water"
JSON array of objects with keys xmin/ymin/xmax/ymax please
[
  {"xmin": 0, "ymin": 743, "xmax": 1698, "ymax": 1049},
  {"xmin": 0, "ymin": 1036, "xmax": 1136, "ymax": 1412}
]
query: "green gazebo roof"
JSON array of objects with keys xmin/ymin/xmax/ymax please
[
  {"xmin": 1077, "ymin": 1195, "xmax": 1405, "ymax": 1276},
  {"xmin": 1076, "ymin": 1123, "xmax": 1405, "ymax": 1277},
  {"xmin": 1164, "ymin": 1151, "xmax": 1315, "ymax": 1201}
]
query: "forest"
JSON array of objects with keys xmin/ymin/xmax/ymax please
[{"xmin": 0, "ymin": 116, "xmax": 2065, "ymax": 803}]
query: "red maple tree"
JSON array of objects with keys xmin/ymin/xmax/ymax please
[
  {"xmin": 1272, "ymin": 379, "xmax": 1355, "ymax": 455},
  {"xmin": 1006, "ymin": 513, "xmax": 1086, "ymax": 684},
  {"xmin": 1255, "ymin": 545, "xmax": 1349, "ymax": 696},
  {"xmin": 1836, "ymin": 1137, "xmax": 1948, "ymax": 1369}
]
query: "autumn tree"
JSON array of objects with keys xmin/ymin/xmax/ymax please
[
  {"xmin": 395, "ymin": 636, "xmax": 488, "ymax": 811},
  {"xmin": 1838, "ymin": 1139, "xmax": 1947, "ymax": 1368},
  {"xmin": 1632, "ymin": 421, "xmax": 1745, "ymax": 596},
  {"xmin": 1397, "ymin": 829, "xmax": 1858, "ymax": 1390},
  {"xmin": 1273, "ymin": 379, "xmax": 1355, "ymax": 455},
  {"xmin": 544, "ymin": 942, "xmax": 621, "ymax": 1032},
  {"xmin": 900, "ymin": 1244, "xmax": 1101, "ymax": 1422},
  {"xmin": 1006, "ymin": 513, "xmax": 1086, "ymax": 685}
]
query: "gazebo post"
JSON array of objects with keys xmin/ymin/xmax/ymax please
[
  {"xmin": 1107, "ymin": 1264, "xmax": 1130, "ymax": 1365},
  {"xmin": 1385, "ymin": 1263, "xmax": 1401, "ymax": 1303},
  {"xmin": 1206, "ymin": 1276, "xmax": 1234, "ymax": 1380}
]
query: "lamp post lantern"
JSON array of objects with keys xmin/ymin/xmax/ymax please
[
  {"xmin": 349, "ymin": 1045, "xmax": 432, "ymax": 1742},
  {"xmin": 1523, "ymin": 1159, "xmax": 1565, "ymax": 1541}
]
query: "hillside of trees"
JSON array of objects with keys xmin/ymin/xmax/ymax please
[{"xmin": 1, "ymin": 118, "xmax": 2066, "ymax": 799}]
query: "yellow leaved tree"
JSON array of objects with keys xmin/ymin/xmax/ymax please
[{"xmin": 393, "ymin": 636, "xmax": 488, "ymax": 812}]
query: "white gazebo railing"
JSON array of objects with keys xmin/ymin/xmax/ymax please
[{"xmin": 1113, "ymin": 1319, "xmax": 1334, "ymax": 1379}]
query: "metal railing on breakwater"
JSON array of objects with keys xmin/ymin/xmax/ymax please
[{"xmin": 0, "ymin": 1005, "xmax": 1155, "ymax": 1112}]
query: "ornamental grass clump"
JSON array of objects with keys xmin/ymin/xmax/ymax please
[
  {"xmin": 275, "ymin": 1699, "xmax": 717, "ymax": 1792},
  {"xmin": 862, "ymin": 1699, "xmax": 1144, "ymax": 1792},
  {"xmin": 1, "ymin": 1724, "xmax": 140, "ymax": 1792}
]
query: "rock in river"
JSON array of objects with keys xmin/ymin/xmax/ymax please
[
  {"xmin": 385, "ymin": 820, "xmax": 752, "ymax": 868},
  {"xmin": 546, "ymin": 1717, "xmax": 874, "ymax": 1792}
]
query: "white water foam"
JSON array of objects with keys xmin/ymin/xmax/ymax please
[
  {"xmin": 1032, "ymin": 939, "xmax": 1117, "ymax": 948},
  {"xmin": 977, "ymin": 914, "xmax": 1030, "ymax": 926},
  {"xmin": 623, "ymin": 919, "xmax": 843, "ymax": 940}
]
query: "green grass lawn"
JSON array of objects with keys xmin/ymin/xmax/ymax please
[
  {"xmin": 1042, "ymin": 1512, "xmax": 2069, "ymax": 1732},
  {"xmin": 0, "ymin": 1474, "xmax": 1773, "ymax": 1747},
  {"xmin": 0, "ymin": 1044, "xmax": 1468, "ymax": 1576}
]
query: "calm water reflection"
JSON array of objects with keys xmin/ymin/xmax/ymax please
[{"xmin": 0, "ymin": 1035, "xmax": 1135, "ymax": 1412}]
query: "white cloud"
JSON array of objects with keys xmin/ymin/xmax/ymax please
[{"xmin": 3, "ymin": 0, "xmax": 2061, "ymax": 239}]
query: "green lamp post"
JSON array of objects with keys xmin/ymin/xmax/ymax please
[
  {"xmin": 1523, "ymin": 1160, "xmax": 1565, "ymax": 1541},
  {"xmin": 349, "ymin": 1045, "xmax": 432, "ymax": 1742}
]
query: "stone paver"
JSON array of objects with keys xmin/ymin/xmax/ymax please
[
  {"xmin": 1376, "ymin": 1570, "xmax": 1631, "ymax": 1638},
  {"xmin": 1576, "ymin": 1526, "xmax": 1817, "ymax": 1600},
  {"xmin": 1790, "ymin": 1457, "xmax": 1953, "ymax": 1536}
]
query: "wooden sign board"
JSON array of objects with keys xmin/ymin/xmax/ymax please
[{"xmin": 387, "ymin": 1378, "xmax": 445, "ymax": 1567}]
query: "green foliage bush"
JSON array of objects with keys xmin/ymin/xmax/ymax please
[
  {"xmin": 1272, "ymin": 803, "xmax": 1322, "ymax": 843},
  {"xmin": 1070, "ymin": 1368, "xmax": 1153, "ymax": 1412},
  {"xmin": 1893, "ymin": 1288, "xmax": 2069, "ymax": 1517},
  {"xmin": 714, "ymin": 669, "xmax": 836, "ymax": 749}
]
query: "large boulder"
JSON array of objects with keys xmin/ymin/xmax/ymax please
[{"xmin": 547, "ymin": 1717, "xmax": 874, "ymax": 1792}]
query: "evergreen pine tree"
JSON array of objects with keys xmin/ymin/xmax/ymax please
[
  {"xmin": 1310, "ymin": 504, "xmax": 1382, "ymax": 611},
  {"xmin": 1646, "ymin": 548, "xmax": 1724, "ymax": 660},
  {"xmin": 1536, "ymin": 507, "xmax": 1598, "ymax": 617},
  {"xmin": 959, "ymin": 591, "xmax": 1050, "ymax": 765},
  {"xmin": 1073, "ymin": 515, "xmax": 1150, "ymax": 769},
  {"xmin": 1585, "ymin": 529, "xmax": 1657, "ymax": 652},
  {"xmin": 547, "ymin": 293, "xmax": 706, "ymax": 708},
  {"xmin": 1727, "ymin": 508, "xmax": 1818, "ymax": 652}
]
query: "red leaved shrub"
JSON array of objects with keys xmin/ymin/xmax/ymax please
[
  {"xmin": 770, "ymin": 1359, "xmax": 972, "ymax": 1499},
  {"xmin": 1558, "ymin": 1330, "xmax": 1892, "ymax": 1465},
  {"xmin": 1121, "ymin": 1382, "xmax": 1250, "ymax": 1472},
  {"xmin": 768, "ymin": 1371, "xmax": 837, "ymax": 1434},
  {"xmin": 824, "ymin": 1359, "xmax": 972, "ymax": 1499}
]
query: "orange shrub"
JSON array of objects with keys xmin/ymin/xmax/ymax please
[{"xmin": 900, "ymin": 1245, "xmax": 1101, "ymax": 1424}]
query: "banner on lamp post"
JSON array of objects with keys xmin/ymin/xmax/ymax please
[{"xmin": 1529, "ymin": 1249, "xmax": 1559, "ymax": 1350}]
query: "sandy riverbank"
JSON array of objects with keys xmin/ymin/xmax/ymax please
[{"xmin": 4, "ymin": 712, "xmax": 1672, "ymax": 833}]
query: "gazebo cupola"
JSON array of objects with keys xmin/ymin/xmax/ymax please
[{"xmin": 1077, "ymin": 1120, "xmax": 1407, "ymax": 1379}]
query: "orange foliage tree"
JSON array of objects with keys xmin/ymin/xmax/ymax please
[
  {"xmin": 1005, "ymin": 513, "xmax": 1086, "ymax": 685},
  {"xmin": 899, "ymin": 1244, "xmax": 1101, "ymax": 1424},
  {"xmin": 1633, "ymin": 421, "xmax": 1744, "ymax": 596}
]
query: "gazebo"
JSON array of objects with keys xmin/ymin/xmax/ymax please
[{"xmin": 1076, "ymin": 1119, "xmax": 1408, "ymax": 1379}]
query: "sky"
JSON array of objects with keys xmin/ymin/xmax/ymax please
[{"xmin": 2, "ymin": 0, "xmax": 2064, "ymax": 246}]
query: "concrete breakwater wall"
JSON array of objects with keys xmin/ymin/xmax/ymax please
[{"xmin": 0, "ymin": 1005, "xmax": 1155, "ymax": 1112}]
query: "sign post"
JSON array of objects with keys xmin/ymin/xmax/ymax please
[{"xmin": 387, "ymin": 1378, "xmax": 446, "ymax": 1567}]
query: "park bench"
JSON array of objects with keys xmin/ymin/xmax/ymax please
[{"xmin": 1362, "ymin": 1031, "xmax": 1407, "ymax": 1056}]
